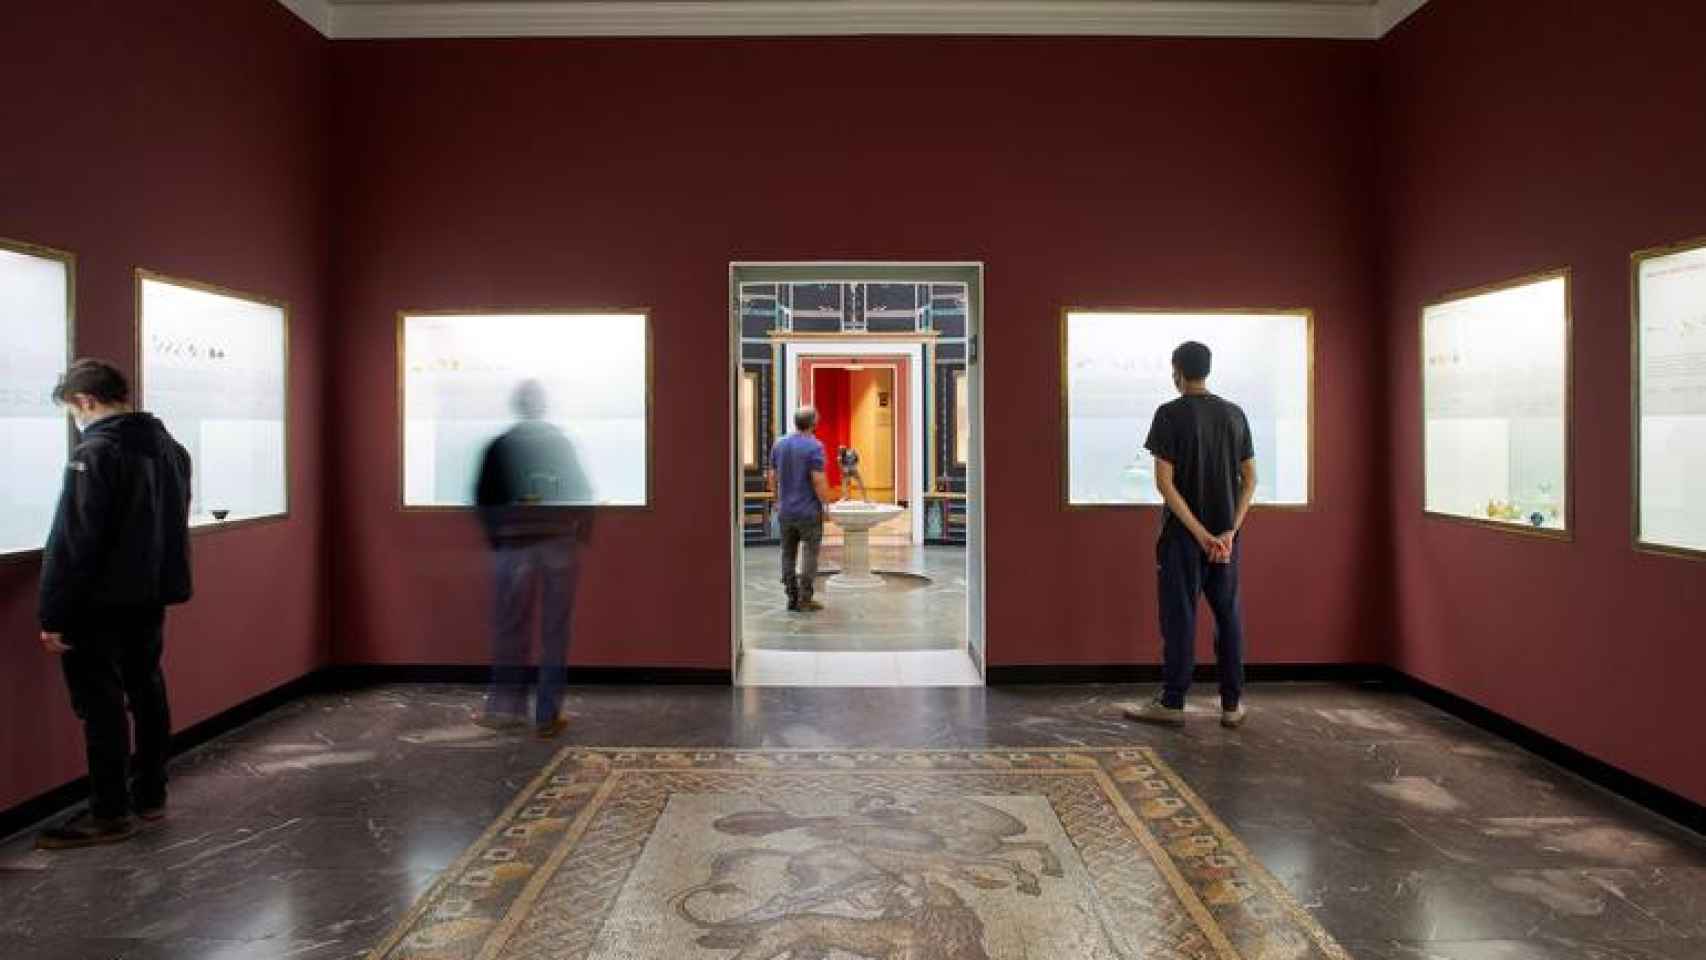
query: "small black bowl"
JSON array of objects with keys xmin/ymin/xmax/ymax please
[{"xmin": 211, "ymin": 509, "xmax": 230, "ymax": 521}]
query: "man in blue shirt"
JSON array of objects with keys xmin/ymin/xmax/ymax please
[{"xmin": 768, "ymin": 406, "xmax": 837, "ymax": 612}]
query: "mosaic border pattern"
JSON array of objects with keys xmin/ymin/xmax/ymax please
[{"xmin": 368, "ymin": 748, "xmax": 1353, "ymax": 960}]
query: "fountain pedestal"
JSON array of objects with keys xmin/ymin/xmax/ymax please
[{"xmin": 824, "ymin": 501, "xmax": 906, "ymax": 590}]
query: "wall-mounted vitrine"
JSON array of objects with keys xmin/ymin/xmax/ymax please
[
  {"xmin": 1635, "ymin": 238, "xmax": 1706, "ymax": 559},
  {"xmin": 1, "ymin": 239, "xmax": 74, "ymax": 557},
  {"xmin": 400, "ymin": 311, "xmax": 652, "ymax": 508},
  {"xmin": 138, "ymin": 271, "xmax": 289, "ymax": 528},
  {"xmin": 1422, "ymin": 270, "xmax": 1570, "ymax": 536},
  {"xmin": 1061, "ymin": 309, "xmax": 1312, "ymax": 507}
]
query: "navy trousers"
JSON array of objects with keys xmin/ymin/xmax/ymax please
[
  {"xmin": 487, "ymin": 538, "xmax": 580, "ymax": 725},
  {"xmin": 1156, "ymin": 525, "xmax": 1245, "ymax": 710}
]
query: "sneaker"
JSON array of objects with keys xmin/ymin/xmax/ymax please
[
  {"xmin": 1221, "ymin": 705, "xmax": 1249, "ymax": 729},
  {"xmin": 472, "ymin": 711, "xmax": 528, "ymax": 732},
  {"xmin": 36, "ymin": 813, "xmax": 137, "ymax": 850},
  {"xmin": 796, "ymin": 599, "xmax": 824, "ymax": 613},
  {"xmin": 136, "ymin": 803, "xmax": 168, "ymax": 822},
  {"xmin": 535, "ymin": 714, "xmax": 569, "ymax": 740},
  {"xmin": 1122, "ymin": 698, "xmax": 1186, "ymax": 726}
]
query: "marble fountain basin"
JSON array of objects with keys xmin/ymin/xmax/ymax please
[
  {"xmin": 823, "ymin": 501, "xmax": 905, "ymax": 589},
  {"xmin": 825, "ymin": 500, "xmax": 905, "ymax": 531}
]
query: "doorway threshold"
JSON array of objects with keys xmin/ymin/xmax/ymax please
[{"xmin": 739, "ymin": 649, "xmax": 981, "ymax": 687}]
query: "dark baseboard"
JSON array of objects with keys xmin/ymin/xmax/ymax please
[
  {"xmin": 319, "ymin": 663, "xmax": 734, "ymax": 689},
  {"xmin": 0, "ymin": 671, "xmax": 320, "ymax": 843},
  {"xmin": 1379, "ymin": 669, "xmax": 1706, "ymax": 837},
  {"xmin": 984, "ymin": 662, "xmax": 1385, "ymax": 686},
  {"xmin": 9, "ymin": 661, "xmax": 1701, "ymax": 842}
]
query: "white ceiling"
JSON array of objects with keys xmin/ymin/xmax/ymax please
[{"xmin": 276, "ymin": 0, "xmax": 1430, "ymax": 40}]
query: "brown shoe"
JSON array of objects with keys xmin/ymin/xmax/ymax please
[
  {"xmin": 796, "ymin": 599, "xmax": 824, "ymax": 613},
  {"xmin": 36, "ymin": 813, "xmax": 137, "ymax": 850},
  {"xmin": 535, "ymin": 714, "xmax": 569, "ymax": 740},
  {"xmin": 472, "ymin": 711, "xmax": 529, "ymax": 732}
]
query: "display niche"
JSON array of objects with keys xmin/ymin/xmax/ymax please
[
  {"xmin": 139, "ymin": 272, "xmax": 289, "ymax": 527},
  {"xmin": 1422, "ymin": 271, "xmax": 1570, "ymax": 535},
  {"xmin": 1, "ymin": 240, "xmax": 74, "ymax": 555},
  {"xmin": 1636, "ymin": 239, "xmax": 1706, "ymax": 557},
  {"xmin": 1063, "ymin": 309, "xmax": 1311, "ymax": 507},
  {"xmin": 401, "ymin": 312, "xmax": 650, "ymax": 507}
]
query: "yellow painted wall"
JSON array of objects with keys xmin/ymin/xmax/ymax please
[{"xmin": 849, "ymin": 369, "xmax": 895, "ymax": 502}]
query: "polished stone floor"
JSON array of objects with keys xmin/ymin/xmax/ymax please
[
  {"xmin": 742, "ymin": 544, "xmax": 966, "ymax": 652},
  {"xmin": 3, "ymin": 682, "xmax": 1705, "ymax": 959}
]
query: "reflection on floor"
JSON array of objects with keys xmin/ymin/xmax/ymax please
[
  {"xmin": 6, "ymin": 683, "xmax": 1706, "ymax": 959},
  {"xmin": 741, "ymin": 648, "xmax": 982, "ymax": 686},
  {"xmin": 742, "ymin": 544, "xmax": 965, "ymax": 654}
]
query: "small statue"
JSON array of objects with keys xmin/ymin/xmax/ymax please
[{"xmin": 837, "ymin": 445, "xmax": 868, "ymax": 502}]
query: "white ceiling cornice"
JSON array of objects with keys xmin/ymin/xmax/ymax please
[
  {"xmin": 276, "ymin": 0, "xmax": 1430, "ymax": 41},
  {"xmin": 276, "ymin": 0, "xmax": 335, "ymax": 36}
]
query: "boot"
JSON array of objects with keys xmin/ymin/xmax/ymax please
[
  {"xmin": 797, "ymin": 576, "xmax": 823, "ymax": 613},
  {"xmin": 783, "ymin": 574, "xmax": 800, "ymax": 612}
]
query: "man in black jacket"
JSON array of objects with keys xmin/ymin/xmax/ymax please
[{"xmin": 37, "ymin": 359, "xmax": 193, "ymax": 849}]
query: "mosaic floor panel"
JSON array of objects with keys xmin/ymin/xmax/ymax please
[{"xmin": 370, "ymin": 748, "xmax": 1354, "ymax": 960}]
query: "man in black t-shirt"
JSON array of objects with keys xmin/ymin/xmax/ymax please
[{"xmin": 1122, "ymin": 342, "xmax": 1256, "ymax": 729}]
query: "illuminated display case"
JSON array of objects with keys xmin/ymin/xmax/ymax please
[
  {"xmin": 1, "ymin": 239, "xmax": 74, "ymax": 557},
  {"xmin": 1634, "ymin": 238, "xmax": 1706, "ymax": 558},
  {"xmin": 138, "ymin": 270, "xmax": 288, "ymax": 529},
  {"xmin": 1062, "ymin": 309, "xmax": 1312, "ymax": 508},
  {"xmin": 400, "ymin": 311, "xmax": 652, "ymax": 508},
  {"xmin": 1422, "ymin": 271, "xmax": 1571, "ymax": 536}
]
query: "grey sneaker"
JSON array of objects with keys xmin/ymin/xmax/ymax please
[
  {"xmin": 1122, "ymin": 698, "xmax": 1186, "ymax": 726},
  {"xmin": 1221, "ymin": 705, "xmax": 1248, "ymax": 728}
]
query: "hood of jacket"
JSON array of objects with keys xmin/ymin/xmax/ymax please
[{"xmin": 82, "ymin": 412, "xmax": 174, "ymax": 458}]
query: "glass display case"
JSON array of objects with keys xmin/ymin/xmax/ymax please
[
  {"xmin": 1, "ymin": 240, "xmax": 74, "ymax": 556},
  {"xmin": 1062, "ymin": 309, "xmax": 1311, "ymax": 507},
  {"xmin": 139, "ymin": 271, "xmax": 288, "ymax": 528},
  {"xmin": 1635, "ymin": 239, "xmax": 1706, "ymax": 557},
  {"xmin": 401, "ymin": 311, "xmax": 651, "ymax": 507},
  {"xmin": 1422, "ymin": 271, "xmax": 1570, "ymax": 534}
]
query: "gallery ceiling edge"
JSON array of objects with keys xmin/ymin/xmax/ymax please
[{"xmin": 276, "ymin": 0, "xmax": 1431, "ymax": 41}]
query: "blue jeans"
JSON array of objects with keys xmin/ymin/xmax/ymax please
[
  {"xmin": 487, "ymin": 538, "xmax": 579, "ymax": 724},
  {"xmin": 1156, "ymin": 524, "xmax": 1245, "ymax": 710}
]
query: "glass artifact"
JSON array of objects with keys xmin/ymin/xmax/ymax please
[
  {"xmin": 140, "ymin": 273, "xmax": 288, "ymax": 527},
  {"xmin": 1063, "ymin": 310, "xmax": 1311, "ymax": 506},
  {"xmin": 402, "ymin": 312, "xmax": 649, "ymax": 507},
  {"xmin": 1422, "ymin": 273, "xmax": 1569, "ymax": 532},
  {"xmin": 1, "ymin": 242, "xmax": 72, "ymax": 555},
  {"xmin": 1636, "ymin": 240, "xmax": 1706, "ymax": 555}
]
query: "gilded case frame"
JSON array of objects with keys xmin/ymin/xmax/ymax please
[
  {"xmin": 1058, "ymin": 306, "xmax": 1316, "ymax": 512},
  {"xmin": 1631, "ymin": 236, "xmax": 1706, "ymax": 562},
  {"xmin": 395, "ymin": 308, "xmax": 656, "ymax": 512},
  {"xmin": 134, "ymin": 268, "xmax": 292, "ymax": 537},
  {"xmin": 0, "ymin": 236, "xmax": 77, "ymax": 563},
  {"xmin": 1419, "ymin": 267, "xmax": 1574, "ymax": 542}
]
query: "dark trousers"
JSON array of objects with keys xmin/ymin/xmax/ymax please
[
  {"xmin": 1156, "ymin": 525, "xmax": 1245, "ymax": 710},
  {"xmin": 780, "ymin": 516, "xmax": 824, "ymax": 601},
  {"xmin": 60, "ymin": 608, "xmax": 171, "ymax": 820},
  {"xmin": 488, "ymin": 538, "xmax": 580, "ymax": 725}
]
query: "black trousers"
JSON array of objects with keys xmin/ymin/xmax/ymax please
[
  {"xmin": 779, "ymin": 516, "xmax": 824, "ymax": 601},
  {"xmin": 1156, "ymin": 525, "xmax": 1245, "ymax": 711},
  {"xmin": 60, "ymin": 608, "xmax": 172, "ymax": 820}
]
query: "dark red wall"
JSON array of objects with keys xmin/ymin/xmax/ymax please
[
  {"xmin": 1381, "ymin": 0, "xmax": 1706, "ymax": 805},
  {"xmin": 0, "ymin": 0, "xmax": 330, "ymax": 812},
  {"xmin": 329, "ymin": 38, "xmax": 1385, "ymax": 670}
]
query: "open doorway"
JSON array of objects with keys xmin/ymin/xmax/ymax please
[{"xmin": 729, "ymin": 264, "xmax": 984, "ymax": 687}]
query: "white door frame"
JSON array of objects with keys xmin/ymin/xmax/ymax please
[
  {"xmin": 784, "ymin": 341, "xmax": 927, "ymax": 545},
  {"xmin": 728, "ymin": 262, "xmax": 986, "ymax": 681}
]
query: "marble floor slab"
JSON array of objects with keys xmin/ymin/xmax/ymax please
[
  {"xmin": 1, "ymin": 682, "xmax": 1703, "ymax": 960},
  {"xmin": 742, "ymin": 544, "xmax": 966, "ymax": 653}
]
